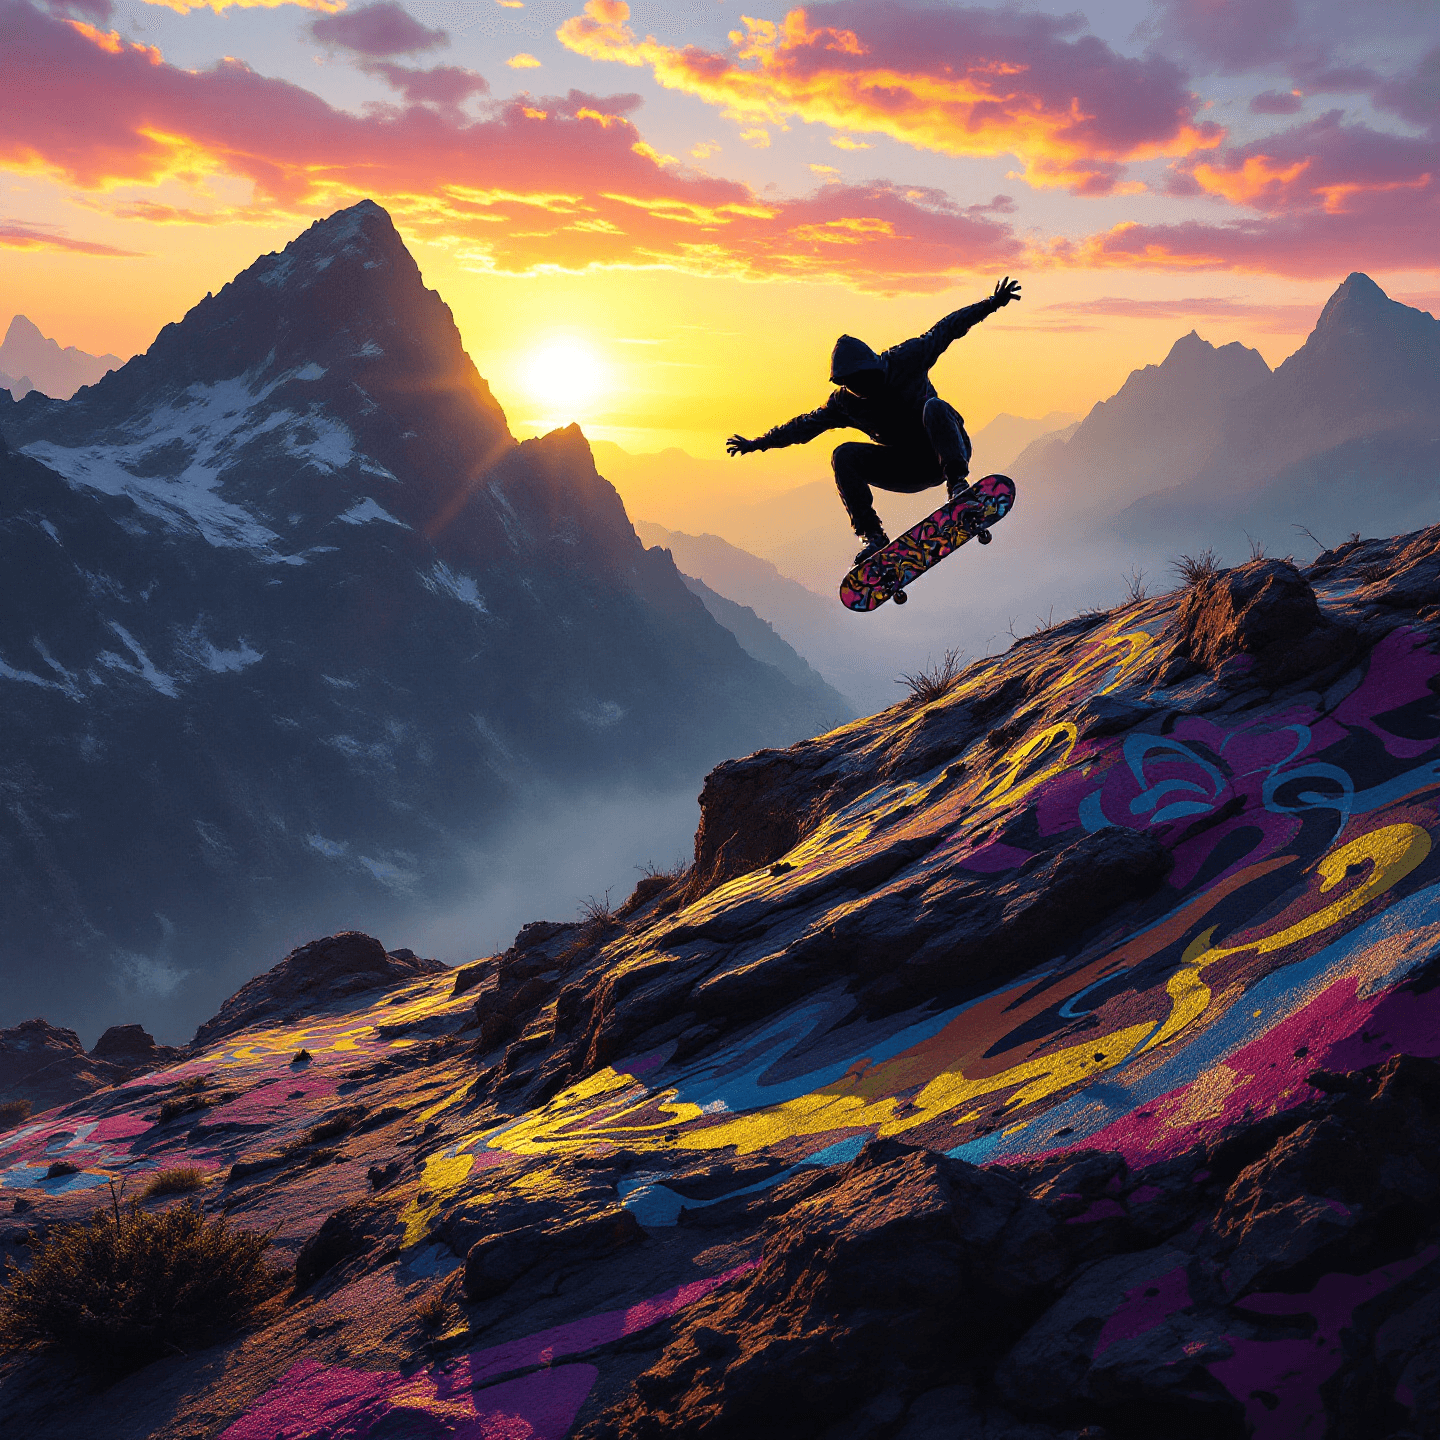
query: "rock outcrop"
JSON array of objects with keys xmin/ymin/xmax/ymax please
[
  {"xmin": 191, "ymin": 932, "xmax": 445, "ymax": 1046},
  {"xmin": 7, "ymin": 526, "xmax": 1440, "ymax": 1438}
]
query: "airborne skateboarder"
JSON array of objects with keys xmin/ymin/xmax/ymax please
[{"xmin": 727, "ymin": 277, "xmax": 1022, "ymax": 563}]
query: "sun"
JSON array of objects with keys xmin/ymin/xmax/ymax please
[{"xmin": 523, "ymin": 338, "xmax": 607, "ymax": 419}]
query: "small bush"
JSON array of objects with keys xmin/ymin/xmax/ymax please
[
  {"xmin": 174, "ymin": 1076, "xmax": 210, "ymax": 1095},
  {"xmin": 140, "ymin": 1167, "xmax": 206, "ymax": 1200},
  {"xmin": 897, "ymin": 647, "xmax": 964, "ymax": 704},
  {"xmin": 413, "ymin": 1288, "xmax": 452, "ymax": 1331},
  {"xmin": 1173, "ymin": 548, "xmax": 1220, "ymax": 588},
  {"xmin": 1122, "ymin": 566, "xmax": 1149, "ymax": 604},
  {"xmin": 0, "ymin": 1195, "xmax": 283, "ymax": 1371},
  {"xmin": 578, "ymin": 890, "xmax": 615, "ymax": 926},
  {"xmin": 292, "ymin": 1049, "xmax": 312, "ymax": 1065},
  {"xmin": 0, "ymin": 1099, "xmax": 32, "ymax": 1129},
  {"xmin": 302, "ymin": 1106, "xmax": 368, "ymax": 1146},
  {"xmin": 157, "ymin": 1095, "xmax": 208, "ymax": 1124}
]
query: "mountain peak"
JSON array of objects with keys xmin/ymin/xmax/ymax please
[
  {"xmin": 253, "ymin": 198, "xmax": 405, "ymax": 294},
  {"xmin": 4, "ymin": 315, "xmax": 45, "ymax": 347},
  {"xmin": 1312, "ymin": 271, "xmax": 1406, "ymax": 334}
]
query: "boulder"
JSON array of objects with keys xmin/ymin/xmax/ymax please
[
  {"xmin": 0, "ymin": 1018, "xmax": 128, "ymax": 1113},
  {"xmin": 192, "ymin": 932, "xmax": 445, "ymax": 1045}
]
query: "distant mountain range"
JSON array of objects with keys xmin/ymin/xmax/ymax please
[
  {"xmin": 1019, "ymin": 273, "xmax": 1440, "ymax": 561},
  {"xmin": 0, "ymin": 201, "xmax": 840, "ymax": 1041},
  {"xmin": 0, "ymin": 315, "xmax": 121, "ymax": 401}
]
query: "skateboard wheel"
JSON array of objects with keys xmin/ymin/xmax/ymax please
[
  {"xmin": 978, "ymin": 529, "xmax": 992, "ymax": 545},
  {"xmin": 893, "ymin": 589, "xmax": 909, "ymax": 605}
]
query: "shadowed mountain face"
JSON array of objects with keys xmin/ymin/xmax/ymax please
[
  {"xmin": 0, "ymin": 201, "xmax": 841, "ymax": 1042},
  {"xmin": 7, "ymin": 524, "xmax": 1440, "ymax": 1438},
  {"xmin": 0, "ymin": 316, "xmax": 121, "ymax": 402}
]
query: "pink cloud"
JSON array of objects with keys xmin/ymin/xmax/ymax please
[
  {"xmin": 0, "ymin": 2, "xmax": 1017, "ymax": 291},
  {"xmin": 1139, "ymin": 0, "xmax": 1300, "ymax": 73},
  {"xmin": 0, "ymin": 217, "xmax": 142, "ymax": 255},
  {"xmin": 557, "ymin": 0, "xmax": 1223, "ymax": 195},
  {"xmin": 310, "ymin": 1, "xmax": 446, "ymax": 58}
]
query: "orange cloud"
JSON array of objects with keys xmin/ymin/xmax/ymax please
[
  {"xmin": 1065, "ymin": 113, "xmax": 1440, "ymax": 277},
  {"xmin": 557, "ymin": 0, "xmax": 1224, "ymax": 194},
  {"xmin": 0, "ymin": 1, "xmax": 1018, "ymax": 291}
]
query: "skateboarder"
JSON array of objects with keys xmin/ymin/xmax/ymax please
[{"xmin": 727, "ymin": 277, "xmax": 1022, "ymax": 563}]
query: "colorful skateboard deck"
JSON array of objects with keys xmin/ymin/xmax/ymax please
[{"xmin": 839, "ymin": 473, "xmax": 1017, "ymax": 612}]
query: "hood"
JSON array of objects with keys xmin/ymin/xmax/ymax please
[{"xmin": 830, "ymin": 334, "xmax": 882, "ymax": 384}]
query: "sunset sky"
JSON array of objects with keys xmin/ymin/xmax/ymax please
[{"xmin": 3, "ymin": 0, "xmax": 1437, "ymax": 458}]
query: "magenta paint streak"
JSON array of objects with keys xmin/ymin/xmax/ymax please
[
  {"xmin": 220, "ymin": 1264, "xmax": 758, "ymax": 1439},
  {"xmin": 1208, "ymin": 1249, "xmax": 1437, "ymax": 1440},
  {"xmin": 1065, "ymin": 1199, "xmax": 1126, "ymax": 1225},
  {"xmin": 1334, "ymin": 629, "xmax": 1440, "ymax": 761},
  {"xmin": 1093, "ymin": 1264, "xmax": 1191, "ymax": 1357},
  {"xmin": 957, "ymin": 841, "xmax": 1033, "ymax": 873},
  {"xmin": 219, "ymin": 1358, "xmax": 598, "ymax": 1440}
]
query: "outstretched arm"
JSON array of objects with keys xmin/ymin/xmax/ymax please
[
  {"xmin": 899, "ymin": 276, "xmax": 1022, "ymax": 374},
  {"xmin": 727, "ymin": 399, "xmax": 842, "ymax": 456}
]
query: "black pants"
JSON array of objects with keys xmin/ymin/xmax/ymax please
[{"xmin": 832, "ymin": 397, "xmax": 972, "ymax": 536}]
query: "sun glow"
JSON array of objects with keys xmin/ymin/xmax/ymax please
[{"xmin": 523, "ymin": 338, "xmax": 607, "ymax": 421}]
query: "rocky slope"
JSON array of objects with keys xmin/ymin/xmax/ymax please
[
  {"xmin": 6, "ymin": 522, "xmax": 1440, "ymax": 1437},
  {"xmin": 0, "ymin": 201, "xmax": 841, "ymax": 1041}
]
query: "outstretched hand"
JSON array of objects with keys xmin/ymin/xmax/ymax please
[
  {"xmin": 993, "ymin": 276, "xmax": 1022, "ymax": 306},
  {"xmin": 726, "ymin": 434, "xmax": 757, "ymax": 457}
]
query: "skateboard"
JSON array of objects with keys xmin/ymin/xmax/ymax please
[{"xmin": 839, "ymin": 473, "xmax": 1016, "ymax": 612}]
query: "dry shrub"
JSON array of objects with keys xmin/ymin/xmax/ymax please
[
  {"xmin": 896, "ymin": 647, "xmax": 964, "ymax": 704},
  {"xmin": 0, "ymin": 1194, "xmax": 283, "ymax": 1371},
  {"xmin": 1122, "ymin": 567, "xmax": 1149, "ymax": 604},
  {"xmin": 1173, "ymin": 548, "xmax": 1221, "ymax": 588},
  {"xmin": 0, "ymin": 1099, "xmax": 32, "ymax": 1129},
  {"xmin": 413, "ymin": 1288, "xmax": 452, "ymax": 1330},
  {"xmin": 140, "ymin": 1167, "xmax": 206, "ymax": 1200}
]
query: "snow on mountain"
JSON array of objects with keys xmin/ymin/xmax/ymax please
[{"xmin": 0, "ymin": 200, "xmax": 839, "ymax": 1042}]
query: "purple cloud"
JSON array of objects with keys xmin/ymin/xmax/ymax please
[
  {"xmin": 311, "ymin": 3, "xmax": 446, "ymax": 59},
  {"xmin": 365, "ymin": 63, "xmax": 489, "ymax": 108},
  {"xmin": 1250, "ymin": 89, "xmax": 1304, "ymax": 114}
]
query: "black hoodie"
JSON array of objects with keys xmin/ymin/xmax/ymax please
[{"xmin": 754, "ymin": 295, "xmax": 1003, "ymax": 452}]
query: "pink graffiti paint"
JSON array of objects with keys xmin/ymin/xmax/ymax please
[
  {"xmin": 220, "ymin": 1263, "xmax": 757, "ymax": 1439},
  {"xmin": 1094, "ymin": 1264, "xmax": 1192, "ymax": 1358},
  {"xmin": 1078, "ymin": 974, "xmax": 1440, "ymax": 1167}
]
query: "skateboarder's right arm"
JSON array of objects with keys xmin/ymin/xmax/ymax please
[{"xmin": 727, "ymin": 397, "xmax": 844, "ymax": 455}]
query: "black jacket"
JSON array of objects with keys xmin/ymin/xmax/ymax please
[{"xmin": 755, "ymin": 296, "xmax": 1003, "ymax": 452}]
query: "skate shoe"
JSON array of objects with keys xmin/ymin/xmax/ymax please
[{"xmin": 854, "ymin": 529, "xmax": 890, "ymax": 565}]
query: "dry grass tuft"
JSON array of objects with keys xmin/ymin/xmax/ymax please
[
  {"xmin": 413, "ymin": 1288, "xmax": 453, "ymax": 1331},
  {"xmin": 140, "ymin": 1167, "xmax": 207, "ymax": 1200},
  {"xmin": 0, "ymin": 1187, "xmax": 283, "ymax": 1372},
  {"xmin": 896, "ymin": 647, "xmax": 964, "ymax": 704},
  {"xmin": 1172, "ymin": 548, "xmax": 1221, "ymax": 588}
]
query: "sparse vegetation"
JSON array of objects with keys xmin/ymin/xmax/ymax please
[
  {"xmin": 0, "ymin": 1189, "xmax": 283, "ymax": 1371},
  {"xmin": 1122, "ymin": 567, "xmax": 1149, "ymax": 603},
  {"xmin": 1246, "ymin": 533, "xmax": 1267, "ymax": 561},
  {"xmin": 140, "ymin": 1166, "xmax": 207, "ymax": 1200},
  {"xmin": 578, "ymin": 890, "xmax": 615, "ymax": 926},
  {"xmin": 1173, "ymin": 548, "xmax": 1221, "ymax": 588},
  {"xmin": 0, "ymin": 1099, "xmax": 32, "ymax": 1129},
  {"xmin": 413, "ymin": 1288, "xmax": 452, "ymax": 1330},
  {"xmin": 292, "ymin": 1049, "xmax": 312, "ymax": 1065},
  {"xmin": 896, "ymin": 647, "xmax": 964, "ymax": 704},
  {"xmin": 302, "ymin": 1106, "xmax": 367, "ymax": 1146}
]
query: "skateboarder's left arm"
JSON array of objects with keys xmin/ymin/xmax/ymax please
[{"xmin": 899, "ymin": 277, "xmax": 1023, "ymax": 373}]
